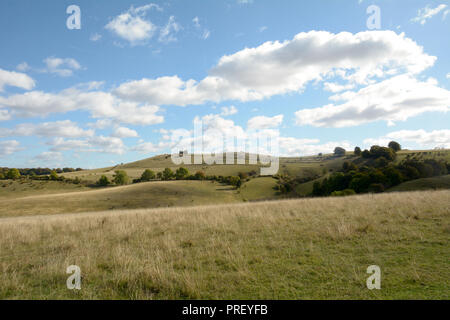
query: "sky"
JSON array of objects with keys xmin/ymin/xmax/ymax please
[{"xmin": 0, "ymin": 0, "xmax": 449, "ymax": 169}]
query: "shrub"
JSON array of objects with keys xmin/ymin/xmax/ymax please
[
  {"xmin": 354, "ymin": 147, "xmax": 362, "ymax": 156},
  {"xmin": 49, "ymin": 170, "xmax": 59, "ymax": 180},
  {"xmin": 6, "ymin": 168, "xmax": 21, "ymax": 180},
  {"xmin": 368, "ymin": 183, "xmax": 385, "ymax": 193},
  {"xmin": 175, "ymin": 167, "xmax": 189, "ymax": 180},
  {"xmin": 162, "ymin": 168, "xmax": 174, "ymax": 180},
  {"xmin": 140, "ymin": 169, "xmax": 156, "ymax": 181},
  {"xmin": 238, "ymin": 172, "xmax": 248, "ymax": 180},
  {"xmin": 388, "ymin": 141, "xmax": 401, "ymax": 152},
  {"xmin": 97, "ymin": 175, "xmax": 111, "ymax": 186},
  {"xmin": 334, "ymin": 147, "xmax": 346, "ymax": 156},
  {"xmin": 113, "ymin": 170, "xmax": 129, "ymax": 185},
  {"xmin": 331, "ymin": 189, "xmax": 356, "ymax": 197},
  {"xmin": 194, "ymin": 171, "xmax": 206, "ymax": 180}
]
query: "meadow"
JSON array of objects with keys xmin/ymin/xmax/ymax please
[
  {"xmin": 0, "ymin": 149, "xmax": 449, "ymax": 299},
  {"xmin": 0, "ymin": 190, "xmax": 448, "ymax": 299}
]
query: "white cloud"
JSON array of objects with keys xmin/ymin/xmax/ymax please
[
  {"xmin": 114, "ymin": 31, "xmax": 436, "ymax": 106},
  {"xmin": 447, "ymin": 73, "xmax": 450, "ymax": 79},
  {"xmin": 112, "ymin": 126, "xmax": 139, "ymax": 138},
  {"xmin": 364, "ymin": 129, "xmax": 450, "ymax": 149},
  {"xmin": 16, "ymin": 62, "xmax": 30, "ymax": 72},
  {"xmin": 0, "ymin": 68, "xmax": 35, "ymax": 92},
  {"xmin": 412, "ymin": 4, "xmax": 447, "ymax": 25},
  {"xmin": 89, "ymin": 135, "xmax": 126, "ymax": 154},
  {"xmin": 43, "ymin": 57, "xmax": 81, "ymax": 77},
  {"xmin": 47, "ymin": 137, "xmax": 90, "ymax": 152},
  {"xmin": 323, "ymin": 82, "xmax": 355, "ymax": 93},
  {"xmin": 259, "ymin": 26, "xmax": 268, "ymax": 32},
  {"xmin": 295, "ymin": 75, "xmax": 450, "ymax": 128},
  {"xmin": 279, "ymin": 138, "xmax": 352, "ymax": 156},
  {"xmin": 105, "ymin": 4, "xmax": 161, "ymax": 45},
  {"xmin": 0, "ymin": 86, "xmax": 164, "ymax": 125},
  {"xmin": 247, "ymin": 115, "xmax": 283, "ymax": 129},
  {"xmin": 90, "ymin": 33, "xmax": 102, "ymax": 41},
  {"xmin": 0, "ymin": 140, "xmax": 21, "ymax": 157},
  {"xmin": 220, "ymin": 105, "xmax": 238, "ymax": 116},
  {"xmin": 0, "ymin": 120, "xmax": 94, "ymax": 138},
  {"xmin": 34, "ymin": 151, "xmax": 63, "ymax": 163},
  {"xmin": 0, "ymin": 109, "xmax": 10, "ymax": 121},
  {"xmin": 159, "ymin": 16, "xmax": 181, "ymax": 43},
  {"xmin": 193, "ymin": 16, "xmax": 210, "ymax": 40}
]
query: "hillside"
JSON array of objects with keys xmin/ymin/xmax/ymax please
[{"xmin": 1, "ymin": 190, "xmax": 448, "ymax": 299}]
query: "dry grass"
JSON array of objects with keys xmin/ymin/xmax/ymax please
[{"xmin": 0, "ymin": 190, "xmax": 449, "ymax": 299}]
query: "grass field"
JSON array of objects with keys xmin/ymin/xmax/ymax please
[
  {"xmin": 0, "ymin": 180, "xmax": 241, "ymax": 218},
  {"xmin": 0, "ymin": 190, "xmax": 448, "ymax": 299}
]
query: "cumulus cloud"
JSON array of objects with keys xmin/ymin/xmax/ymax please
[
  {"xmin": 247, "ymin": 115, "xmax": 283, "ymax": 129},
  {"xmin": 0, "ymin": 140, "xmax": 21, "ymax": 156},
  {"xmin": 43, "ymin": 57, "xmax": 81, "ymax": 77},
  {"xmin": 16, "ymin": 62, "xmax": 30, "ymax": 72},
  {"xmin": 220, "ymin": 105, "xmax": 238, "ymax": 116},
  {"xmin": 105, "ymin": 4, "xmax": 161, "ymax": 45},
  {"xmin": 111, "ymin": 126, "xmax": 139, "ymax": 138},
  {"xmin": 412, "ymin": 4, "xmax": 447, "ymax": 25},
  {"xmin": 0, "ymin": 68, "xmax": 35, "ymax": 92},
  {"xmin": 0, "ymin": 86, "xmax": 164, "ymax": 125},
  {"xmin": 279, "ymin": 138, "xmax": 352, "ymax": 156},
  {"xmin": 295, "ymin": 75, "xmax": 450, "ymax": 128},
  {"xmin": 323, "ymin": 82, "xmax": 355, "ymax": 93},
  {"xmin": 114, "ymin": 31, "xmax": 436, "ymax": 106},
  {"xmin": 364, "ymin": 129, "xmax": 450, "ymax": 149},
  {"xmin": 0, "ymin": 120, "xmax": 94, "ymax": 138}
]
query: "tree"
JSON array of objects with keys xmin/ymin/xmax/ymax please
[
  {"xmin": 140, "ymin": 169, "xmax": 155, "ymax": 181},
  {"xmin": 194, "ymin": 171, "xmax": 206, "ymax": 180},
  {"xmin": 113, "ymin": 170, "xmax": 129, "ymax": 185},
  {"xmin": 97, "ymin": 175, "xmax": 111, "ymax": 186},
  {"xmin": 6, "ymin": 168, "xmax": 20, "ymax": 180},
  {"xmin": 50, "ymin": 170, "xmax": 59, "ymax": 180},
  {"xmin": 369, "ymin": 146, "xmax": 396, "ymax": 161},
  {"xmin": 162, "ymin": 168, "xmax": 174, "ymax": 180},
  {"xmin": 354, "ymin": 147, "xmax": 362, "ymax": 156},
  {"xmin": 334, "ymin": 147, "xmax": 346, "ymax": 156},
  {"xmin": 388, "ymin": 141, "xmax": 401, "ymax": 152},
  {"xmin": 228, "ymin": 176, "xmax": 241, "ymax": 188},
  {"xmin": 175, "ymin": 167, "xmax": 189, "ymax": 180}
]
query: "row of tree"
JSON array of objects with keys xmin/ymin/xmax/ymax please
[{"xmin": 96, "ymin": 168, "xmax": 246, "ymax": 188}]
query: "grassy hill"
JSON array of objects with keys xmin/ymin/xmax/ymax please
[
  {"xmin": 0, "ymin": 180, "xmax": 241, "ymax": 218},
  {"xmin": 1, "ymin": 190, "xmax": 448, "ymax": 299},
  {"xmin": 388, "ymin": 174, "xmax": 450, "ymax": 192}
]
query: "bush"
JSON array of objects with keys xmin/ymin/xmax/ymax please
[
  {"xmin": 175, "ymin": 167, "xmax": 189, "ymax": 180},
  {"xmin": 331, "ymin": 189, "xmax": 356, "ymax": 197},
  {"xmin": 113, "ymin": 170, "xmax": 129, "ymax": 185},
  {"xmin": 97, "ymin": 175, "xmax": 111, "ymax": 186},
  {"xmin": 334, "ymin": 147, "xmax": 346, "ymax": 156},
  {"xmin": 369, "ymin": 146, "xmax": 396, "ymax": 161},
  {"xmin": 354, "ymin": 147, "xmax": 362, "ymax": 156},
  {"xmin": 140, "ymin": 169, "xmax": 155, "ymax": 181},
  {"xmin": 6, "ymin": 168, "xmax": 21, "ymax": 180},
  {"xmin": 49, "ymin": 170, "xmax": 59, "ymax": 181},
  {"xmin": 162, "ymin": 168, "xmax": 174, "ymax": 180},
  {"xmin": 388, "ymin": 141, "xmax": 401, "ymax": 152},
  {"xmin": 194, "ymin": 171, "xmax": 206, "ymax": 180},
  {"xmin": 368, "ymin": 183, "xmax": 385, "ymax": 193}
]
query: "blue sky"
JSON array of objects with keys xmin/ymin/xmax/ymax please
[{"xmin": 0, "ymin": 0, "xmax": 449, "ymax": 168}]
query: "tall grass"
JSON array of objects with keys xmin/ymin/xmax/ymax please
[{"xmin": 0, "ymin": 190, "xmax": 449, "ymax": 299}]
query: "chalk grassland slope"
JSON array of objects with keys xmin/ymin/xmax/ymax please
[
  {"xmin": 0, "ymin": 190, "xmax": 448, "ymax": 299},
  {"xmin": 388, "ymin": 175, "xmax": 450, "ymax": 192},
  {"xmin": 61, "ymin": 153, "xmax": 341, "ymax": 183},
  {"xmin": 0, "ymin": 181, "xmax": 240, "ymax": 218}
]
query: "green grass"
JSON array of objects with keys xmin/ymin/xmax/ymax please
[
  {"xmin": 388, "ymin": 175, "xmax": 450, "ymax": 192},
  {"xmin": 0, "ymin": 179, "xmax": 89, "ymax": 199},
  {"xmin": 0, "ymin": 190, "xmax": 448, "ymax": 299},
  {"xmin": 240, "ymin": 177, "xmax": 279, "ymax": 201},
  {"xmin": 0, "ymin": 180, "xmax": 241, "ymax": 218}
]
